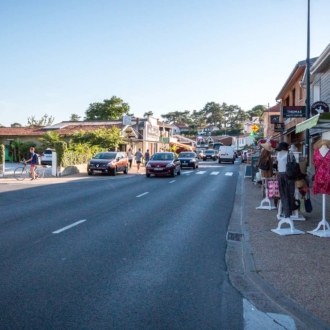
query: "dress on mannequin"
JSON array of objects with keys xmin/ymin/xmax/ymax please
[
  {"xmin": 313, "ymin": 144, "xmax": 330, "ymax": 195},
  {"xmin": 277, "ymin": 146, "xmax": 295, "ymax": 218}
]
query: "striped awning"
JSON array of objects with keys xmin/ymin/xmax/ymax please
[{"xmin": 295, "ymin": 114, "xmax": 320, "ymax": 133}]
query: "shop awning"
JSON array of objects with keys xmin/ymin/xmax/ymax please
[{"xmin": 295, "ymin": 114, "xmax": 320, "ymax": 133}]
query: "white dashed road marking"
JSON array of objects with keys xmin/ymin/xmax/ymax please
[
  {"xmin": 169, "ymin": 180, "xmax": 175, "ymax": 183},
  {"xmin": 53, "ymin": 220, "xmax": 86, "ymax": 234},
  {"xmin": 196, "ymin": 171, "xmax": 206, "ymax": 175},
  {"xmin": 210, "ymin": 172, "xmax": 219, "ymax": 175},
  {"xmin": 225, "ymin": 172, "xmax": 233, "ymax": 176},
  {"xmin": 136, "ymin": 192, "xmax": 149, "ymax": 198}
]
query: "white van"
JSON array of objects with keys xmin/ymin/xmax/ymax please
[{"xmin": 218, "ymin": 146, "xmax": 235, "ymax": 164}]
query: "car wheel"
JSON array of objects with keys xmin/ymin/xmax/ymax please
[
  {"xmin": 171, "ymin": 170, "xmax": 175, "ymax": 177},
  {"xmin": 218, "ymin": 160, "xmax": 221, "ymax": 164},
  {"xmin": 203, "ymin": 158, "xmax": 206, "ymax": 161},
  {"xmin": 213, "ymin": 157, "xmax": 216, "ymax": 161},
  {"xmin": 112, "ymin": 167, "xmax": 117, "ymax": 176},
  {"xmin": 123, "ymin": 165, "xmax": 128, "ymax": 174},
  {"xmin": 232, "ymin": 160, "xmax": 235, "ymax": 164},
  {"xmin": 88, "ymin": 170, "xmax": 93, "ymax": 176},
  {"xmin": 177, "ymin": 168, "xmax": 181, "ymax": 175},
  {"xmin": 146, "ymin": 173, "xmax": 150, "ymax": 178},
  {"xmin": 193, "ymin": 163, "xmax": 196, "ymax": 169}
]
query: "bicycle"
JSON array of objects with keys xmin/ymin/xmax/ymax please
[{"xmin": 14, "ymin": 160, "xmax": 45, "ymax": 181}]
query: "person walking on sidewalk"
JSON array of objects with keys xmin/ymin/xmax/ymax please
[
  {"xmin": 135, "ymin": 148, "xmax": 143, "ymax": 173},
  {"xmin": 26, "ymin": 147, "xmax": 38, "ymax": 180},
  {"xmin": 127, "ymin": 148, "xmax": 133, "ymax": 169},
  {"xmin": 144, "ymin": 149, "xmax": 150, "ymax": 166}
]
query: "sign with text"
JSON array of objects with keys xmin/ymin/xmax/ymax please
[
  {"xmin": 274, "ymin": 123, "xmax": 284, "ymax": 132},
  {"xmin": 282, "ymin": 106, "xmax": 306, "ymax": 118},
  {"xmin": 270, "ymin": 115, "xmax": 280, "ymax": 124},
  {"xmin": 311, "ymin": 101, "xmax": 329, "ymax": 116}
]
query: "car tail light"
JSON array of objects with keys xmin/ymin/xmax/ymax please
[{"xmin": 41, "ymin": 153, "xmax": 44, "ymax": 156}]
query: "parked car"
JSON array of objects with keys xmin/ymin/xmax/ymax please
[
  {"xmin": 196, "ymin": 150, "xmax": 205, "ymax": 159},
  {"xmin": 87, "ymin": 152, "xmax": 128, "ymax": 176},
  {"xmin": 146, "ymin": 152, "xmax": 181, "ymax": 177},
  {"xmin": 203, "ymin": 149, "xmax": 217, "ymax": 161},
  {"xmin": 41, "ymin": 148, "xmax": 54, "ymax": 165},
  {"xmin": 218, "ymin": 146, "xmax": 235, "ymax": 164},
  {"xmin": 178, "ymin": 152, "xmax": 199, "ymax": 169}
]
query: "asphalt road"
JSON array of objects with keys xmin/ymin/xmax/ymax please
[{"xmin": 0, "ymin": 159, "xmax": 243, "ymax": 330}]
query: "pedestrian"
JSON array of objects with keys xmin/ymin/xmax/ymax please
[
  {"xmin": 26, "ymin": 147, "xmax": 38, "ymax": 180},
  {"xmin": 127, "ymin": 148, "xmax": 133, "ymax": 169},
  {"xmin": 144, "ymin": 149, "xmax": 150, "ymax": 166},
  {"xmin": 135, "ymin": 148, "xmax": 143, "ymax": 173}
]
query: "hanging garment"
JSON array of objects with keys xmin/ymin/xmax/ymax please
[{"xmin": 312, "ymin": 149, "xmax": 330, "ymax": 195}]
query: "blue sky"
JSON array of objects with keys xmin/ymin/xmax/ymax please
[{"xmin": 1, "ymin": 0, "xmax": 329, "ymax": 126}]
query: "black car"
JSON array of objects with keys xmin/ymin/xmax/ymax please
[
  {"xmin": 87, "ymin": 152, "xmax": 128, "ymax": 176},
  {"xmin": 178, "ymin": 152, "xmax": 199, "ymax": 169},
  {"xmin": 203, "ymin": 149, "xmax": 217, "ymax": 161}
]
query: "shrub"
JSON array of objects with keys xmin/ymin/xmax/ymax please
[
  {"xmin": 54, "ymin": 141, "xmax": 67, "ymax": 167},
  {"xmin": 0, "ymin": 144, "xmax": 4, "ymax": 164}
]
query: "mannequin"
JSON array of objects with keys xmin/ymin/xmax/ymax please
[
  {"xmin": 256, "ymin": 142, "xmax": 276, "ymax": 210},
  {"xmin": 271, "ymin": 142, "xmax": 304, "ymax": 235},
  {"xmin": 308, "ymin": 140, "xmax": 330, "ymax": 237},
  {"xmin": 276, "ymin": 143, "xmax": 295, "ymax": 218}
]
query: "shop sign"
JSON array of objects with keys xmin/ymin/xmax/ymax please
[
  {"xmin": 146, "ymin": 122, "xmax": 159, "ymax": 140},
  {"xmin": 270, "ymin": 115, "xmax": 280, "ymax": 124},
  {"xmin": 283, "ymin": 106, "xmax": 306, "ymax": 118},
  {"xmin": 274, "ymin": 123, "xmax": 284, "ymax": 132},
  {"xmin": 311, "ymin": 101, "xmax": 329, "ymax": 116}
]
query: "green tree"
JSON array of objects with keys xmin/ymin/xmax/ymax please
[
  {"xmin": 27, "ymin": 114, "xmax": 55, "ymax": 127},
  {"xmin": 247, "ymin": 105, "xmax": 267, "ymax": 120},
  {"xmin": 70, "ymin": 127, "xmax": 123, "ymax": 149},
  {"xmin": 84, "ymin": 96, "xmax": 130, "ymax": 120},
  {"xmin": 10, "ymin": 139, "xmax": 22, "ymax": 162},
  {"xmin": 143, "ymin": 111, "xmax": 154, "ymax": 117},
  {"xmin": 69, "ymin": 114, "xmax": 81, "ymax": 121},
  {"xmin": 201, "ymin": 102, "xmax": 223, "ymax": 127},
  {"xmin": 38, "ymin": 131, "xmax": 62, "ymax": 149},
  {"xmin": 190, "ymin": 110, "xmax": 206, "ymax": 129},
  {"xmin": 11, "ymin": 123, "xmax": 22, "ymax": 127}
]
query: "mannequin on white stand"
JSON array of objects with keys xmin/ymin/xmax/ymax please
[
  {"xmin": 256, "ymin": 142, "xmax": 276, "ymax": 210},
  {"xmin": 308, "ymin": 140, "xmax": 330, "ymax": 237},
  {"xmin": 271, "ymin": 142, "xmax": 304, "ymax": 235}
]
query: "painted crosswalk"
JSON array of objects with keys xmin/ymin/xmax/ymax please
[{"xmin": 180, "ymin": 171, "xmax": 234, "ymax": 176}]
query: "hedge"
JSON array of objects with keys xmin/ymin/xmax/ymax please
[
  {"xmin": 0, "ymin": 144, "xmax": 4, "ymax": 164},
  {"xmin": 54, "ymin": 141, "xmax": 67, "ymax": 167}
]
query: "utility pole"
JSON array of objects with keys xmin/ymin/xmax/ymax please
[{"xmin": 305, "ymin": 0, "xmax": 311, "ymax": 164}]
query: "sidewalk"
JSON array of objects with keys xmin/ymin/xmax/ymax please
[
  {"xmin": 0, "ymin": 163, "xmax": 145, "ymax": 184},
  {"xmin": 227, "ymin": 164, "xmax": 330, "ymax": 329}
]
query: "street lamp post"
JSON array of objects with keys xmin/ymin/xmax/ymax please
[{"xmin": 305, "ymin": 0, "xmax": 311, "ymax": 164}]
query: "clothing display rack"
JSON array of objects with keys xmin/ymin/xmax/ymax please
[{"xmin": 256, "ymin": 177, "xmax": 276, "ymax": 210}]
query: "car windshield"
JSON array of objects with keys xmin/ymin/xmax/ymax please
[
  {"xmin": 151, "ymin": 153, "xmax": 174, "ymax": 161},
  {"xmin": 179, "ymin": 153, "xmax": 195, "ymax": 158},
  {"xmin": 44, "ymin": 150, "xmax": 52, "ymax": 154},
  {"xmin": 205, "ymin": 150, "xmax": 214, "ymax": 154},
  {"xmin": 93, "ymin": 152, "xmax": 116, "ymax": 160}
]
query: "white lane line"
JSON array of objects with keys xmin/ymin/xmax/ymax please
[
  {"xmin": 53, "ymin": 220, "xmax": 86, "ymax": 234},
  {"xmin": 225, "ymin": 172, "xmax": 233, "ymax": 176},
  {"xmin": 210, "ymin": 172, "xmax": 219, "ymax": 175},
  {"xmin": 181, "ymin": 171, "xmax": 191, "ymax": 175},
  {"xmin": 136, "ymin": 192, "xmax": 149, "ymax": 198},
  {"xmin": 169, "ymin": 180, "xmax": 176, "ymax": 183},
  {"xmin": 196, "ymin": 171, "xmax": 206, "ymax": 175}
]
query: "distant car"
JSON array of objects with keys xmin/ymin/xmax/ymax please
[
  {"xmin": 196, "ymin": 150, "xmax": 205, "ymax": 159},
  {"xmin": 87, "ymin": 152, "xmax": 128, "ymax": 176},
  {"xmin": 40, "ymin": 148, "xmax": 54, "ymax": 165},
  {"xmin": 178, "ymin": 152, "xmax": 199, "ymax": 169},
  {"xmin": 203, "ymin": 149, "xmax": 217, "ymax": 161},
  {"xmin": 218, "ymin": 146, "xmax": 235, "ymax": 164},
  {"xmin": 146, "ymin": 152, "xmax": 181, "ymax": 177}
]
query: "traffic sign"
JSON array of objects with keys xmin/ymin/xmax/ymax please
[{"xmin": 252, "ymin": 125, "xmax": 259, "ymax": 132}]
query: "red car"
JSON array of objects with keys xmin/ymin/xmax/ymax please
[{"xmin": 146, "ymin": 152, "xmax": 181, "ymax": 178}]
